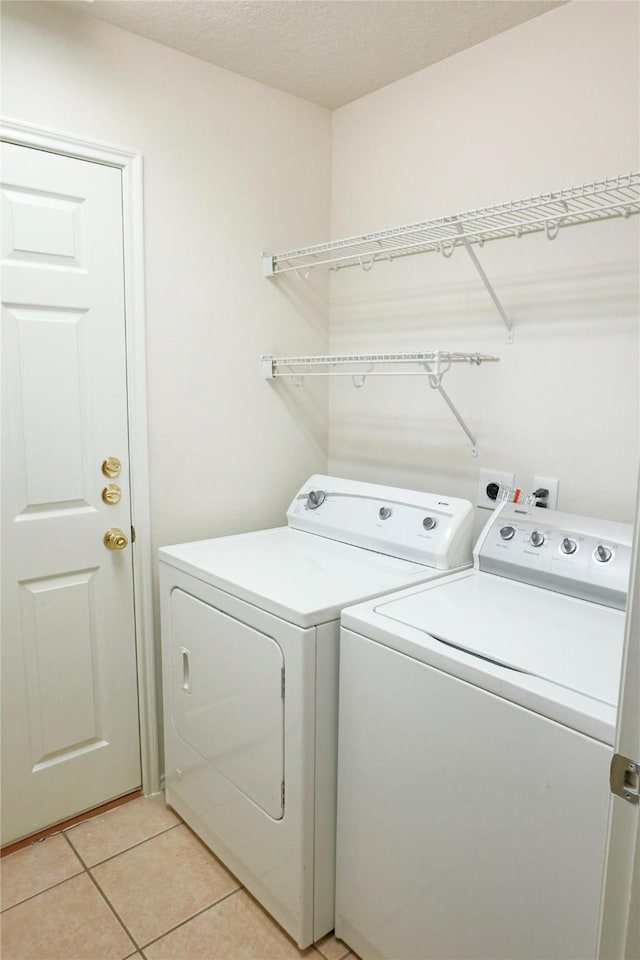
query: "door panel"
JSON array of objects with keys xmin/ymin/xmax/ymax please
[
  {"xmin": 21, "ymin": 570, "xmax": 101, "ymax": 766},
  {"xmin": 1, "ymin": 141, "xmax": 141, "ymax": 844},
  {"xmin": 1, "ymin": 183, "xmax": 84, "ymax": 266},
  {"xmin": 6, "ymin": 305, "xmax": 90, "ymax": 509}
]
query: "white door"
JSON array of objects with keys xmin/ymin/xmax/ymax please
[{"xmin": 1, "ymin": 141, "xmax": 141, "ymax": 845}]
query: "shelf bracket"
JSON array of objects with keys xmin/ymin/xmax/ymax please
[
  {"xmin": 422, "ymin": 361, "xmax": 478, "ymax": 456},
  {"xmin": 454, "ymin": 222, "xmax": 514, "ymax": 343},
  {"xmin": 262, "ymin": 254, "xmax": 275, "ymax": 277}
]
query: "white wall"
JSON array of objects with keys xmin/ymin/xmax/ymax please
[
  {"xmin": 4, "ymin": 2, "xmax": 637, "ymax": 553},
  {"xmin": 329, "ymin": 1, "xmax": 640, "ymax": 532},
  {"xmin": 2, "ymin": 2, "xmax": 639, "ymax": 796},
  {"xmin": 1, "ymin": 0, "xmax": 332, "ymax": 553}
]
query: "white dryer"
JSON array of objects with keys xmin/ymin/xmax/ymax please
[
  {"xmin": 159, "ymin": 475, "xmax": 474, "ymax": 948},
  {"xmin": 335, "ymin": 502, "xmax": 633, "ymax": 960}
]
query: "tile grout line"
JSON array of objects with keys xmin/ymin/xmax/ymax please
[
  {"xmin": 83, "ymin": 856, "xmax": 143, "ymax": 956},
  {"xmin": 0, "ymin": 832, "xmax": 87, "ymax": 914},
  {"xmin": 65, "ymin": 824, "xmax": 246, "ymax": 956},
  {"xmin": 0, "ymin": 868, "xmax": 85, "ymax": 914},
  {"xmin": 60, "ymin": 829, "xmax": 91, "ymax": 871},
  {"xmin": 63, "ymin": 819, "xmax": 183, "ymax": 869},
  {"xmin": 60, "ymin": 829, "xmax": 142, "ymax": 957},
  {"xmin": 136, "ymin": 884, "xmax": 245, "ymax": 954}
]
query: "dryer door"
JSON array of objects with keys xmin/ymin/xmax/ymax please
[{"xmin": 170, "ymin": 588, "xmax": 284, "ymax": 819}]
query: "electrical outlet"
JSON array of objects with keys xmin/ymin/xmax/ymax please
[
  {"xmin": 477, "ymin": 468, "xmax": 514, "ymax": 510},
  {"xmin": 533, "ymin": 476, "xmax": 559, "ymax": 510}
]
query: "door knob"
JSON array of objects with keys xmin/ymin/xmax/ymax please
[{"xmin": 104, "ymin": 528, "xmax": 129, "ymax": 550}]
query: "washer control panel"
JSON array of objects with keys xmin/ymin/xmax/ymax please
[
  {"xmin": 287, "ymin": 475, "xmax": 475, "ymax": 570},
  {"xmin": 477, "ymin": 502, "xmax": 633, "ymax": 609}
]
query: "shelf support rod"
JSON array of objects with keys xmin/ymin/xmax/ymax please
[
  {"xmin": 423, "ymin": 362, "xmax": 478, "ymax": 456},
  {"xmin": 432, "ymin": 380, "xmax": 478, "ymax": 457},
  {"xmin": 455, "ymin": 222, "xmax": 513, "ymax": 343}
]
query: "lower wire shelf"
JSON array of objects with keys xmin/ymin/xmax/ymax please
[{"xmin": 261, "ymin": 350, "xmax": 499, "ymax": 456}]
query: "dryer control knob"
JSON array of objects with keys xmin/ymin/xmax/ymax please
[
  {"xmin": 529, "ymin": 530, "xmax": 545, "ymax": 547},
  {"xmin": 595, "ymin": 544, "xmax": 612, "ymax": 563},
  {"xmin": 561, "ymin": 537, "xmax": 578, "ymax": 555},
  {"xmin": 306, "ymin": 490, "xmax": 326, "ymax": 510},
  {"xmin": 422, "ymin": 516, "xmax": 438, "ymax": 531},
  {"xmin": 500, "ymin": 525, "xmax": 516, "ymax": 541}
]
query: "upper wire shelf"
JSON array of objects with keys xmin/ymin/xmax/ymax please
[{"xmin": 262, "ymin": 173, "xmax": 640, "ymax": 277}]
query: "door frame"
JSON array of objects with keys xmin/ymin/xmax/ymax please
[
  {"xmin": 1, "ymin": 116, "xmax": 160, "ymax": 798},
  {"xmin": 598, "ymin": 469, "xmax": 640, "ymax": 959}
]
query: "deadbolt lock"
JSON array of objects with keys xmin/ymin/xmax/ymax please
[
  {"xmin": 102, "ymin": 457, "xmax": 122, "ymax": 478},
  {"xmin": 102, "ymin": 484, "xmax": 122, "ymax": 505},
  {"xmin": 104, "ymin": 528, "xmax": 129, "ymax": 550}
]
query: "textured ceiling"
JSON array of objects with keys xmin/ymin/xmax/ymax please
[{"xmin": 63, "ymin": 0, "xmax": 565, "ymax": 109}]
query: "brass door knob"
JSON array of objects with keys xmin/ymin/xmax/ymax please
[{"xmin": 104, "ymin": 528, "xmax": 129, "ymax": 550}]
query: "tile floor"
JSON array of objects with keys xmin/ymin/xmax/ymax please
[{"xmin": 0, "ymin": 794, "xmax": 356, "ymax": 960}]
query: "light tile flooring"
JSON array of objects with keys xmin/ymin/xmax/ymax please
[{"xmin": 1, "ymin": 794, "xmax": 356, "ymax": 960}]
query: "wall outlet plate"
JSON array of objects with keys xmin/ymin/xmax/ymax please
[
  {"xmin": 533, "ymin": 476, "xmax": 559, "ymax": 510},
  {"xmin": 477, "ymin": 468, "xmax": 514, "ymax": 509}
]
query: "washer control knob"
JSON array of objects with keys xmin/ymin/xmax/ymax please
[
  {"xmin": 561, "ymin": 537, "xmax": 578, "ymax": 555},
  {"xmin": 595, "ymin": 544, "xmax": 612, "ymax": 563},
  {"xmin": 379, "ymin": 506, "xmax": 392, "ymax": 520},
  {"xmin": 529, "ymin": 530, "xmax": 545, "ymax": 547},
  {"xmin": 500, "ymin": 525, "xmax": 516, "ymax": 541},
  {"xmin": 306, "ymin": 490, "xmax": 326, "ymax": 510},
  {"xmin": 422, "ymin": 516, "xmax": 438, "ymax": 531}
]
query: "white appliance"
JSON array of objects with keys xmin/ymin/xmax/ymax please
[
  {"xmin": 159, "ymin": 475, "xmax": 474, "ymax": 948},
  {"xmin": 335, "ymin": 502, "xmax": 633, "ymax": 960}
]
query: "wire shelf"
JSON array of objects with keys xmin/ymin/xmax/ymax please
[
  {"xmin": 261, "ymin": 351, "xmax": 499, "ymax": 456},
  {"xmin": 263, "ymin": 173, "xmax": 640, "ymax": 276},
  {"xmin": 262, "ymin": 351, "xmax": 498, "ymax": 378}
]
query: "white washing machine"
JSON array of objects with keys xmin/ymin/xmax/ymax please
[
  {"xmin": 159, "ymin": 475, "xmax": 474, "ymax": 948},
  {"xmin": 335, "ymin": 501, "xmax": 633, "ymax": 960}
]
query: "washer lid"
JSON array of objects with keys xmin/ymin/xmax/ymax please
[
  {"xmin": 374, "ymin": 571, "xmax": 625, "ymax": 708},
  {"xmin": 159, "ymin": 527, "xmax": 445, "ymax": 627}
]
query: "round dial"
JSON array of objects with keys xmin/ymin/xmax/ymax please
[
  {"xmin": 422, "ymin": 516, "xmax": 438, "ymax": 531},
  {"xmin": 306, "ymin": 490, "xmax": 326, "ymax": 510},
  {"xmin": 560, "ymin": 537, "xmax": 577, "ymax": 555},
  {"xmin": 379, "ymin": 507, "xmax": 392, "ymax": 520},
  {"xmin": 529, "ymin": 530, "xmax": 545, "ymax": 547},
  {"xmin": 499, "ymin": 525, "xmax": 516, "ymax": 541},
  {"xmin": 595, "ymin": 544, "xmax": 612, "ymax": 563}
]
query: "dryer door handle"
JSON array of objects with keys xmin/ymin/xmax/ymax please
[{"xmin": 181, "ymin": 646, "xmax": 191, "ymax": 693}]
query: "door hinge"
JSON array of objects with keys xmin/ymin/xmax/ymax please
[
  {"xmin": 131, "ymin": 525, "xmax": 136, "ymax": 543},
  {"xmin": 281, "ymin": 667, "xmax": 285, "ymax": 699},
  {"xmin": 610, "ymin": 753, "xmax": 640, "ymax": 805}
]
